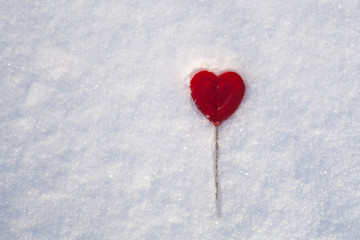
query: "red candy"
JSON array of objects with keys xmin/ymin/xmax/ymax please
[{"xmin": 190, "ymin": 70, "xmax": 246, "ymax": 126}]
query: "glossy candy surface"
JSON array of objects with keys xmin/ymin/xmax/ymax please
[{"xmin": 190, "ymin": 70, "xmax": 246, "ymax": 126}]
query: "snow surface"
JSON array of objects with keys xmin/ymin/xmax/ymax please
[{"xmin": 1, "ymin": 0, "xmax": 360, "ymax": 239}]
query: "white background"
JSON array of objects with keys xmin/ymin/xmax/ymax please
[{"xmin": 1, "ymin": 0, "xmax": 360, "ymax": 239}]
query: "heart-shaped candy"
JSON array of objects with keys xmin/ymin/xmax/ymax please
[{"xmin": 190, "ymin": 70, "xmax": 246, "ymax": 126}]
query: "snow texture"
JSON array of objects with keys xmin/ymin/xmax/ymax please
[{"xmin": 1, "ymin": 0, "xmax": 360, "ymax": 239}]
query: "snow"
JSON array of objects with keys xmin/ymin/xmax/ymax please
[{"xmin": 1, "ymin": 0, "xmax": 360, "ymax": 239}]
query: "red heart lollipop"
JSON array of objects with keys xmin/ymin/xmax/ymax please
[
  {"xmin": 190, "ymin": 70, "xmax": 245, "ymax": 126},
  {"xmin": 190, "ymin": 70, "xmax": 246, "ymax": 216}
]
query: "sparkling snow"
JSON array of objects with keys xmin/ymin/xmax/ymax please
[{"xmin": 1, "ymin": 0, "xmax": 360, "ymax": 239}]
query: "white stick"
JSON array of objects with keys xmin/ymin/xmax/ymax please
[{"xmin": 215, "ymin": 126, "xmax": 221, "ymax": 216}]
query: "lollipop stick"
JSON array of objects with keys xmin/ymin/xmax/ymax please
[{"xmin": 215, "ymin": 126, "xmax": 221, "ymax": 216}]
